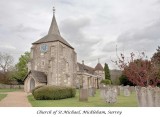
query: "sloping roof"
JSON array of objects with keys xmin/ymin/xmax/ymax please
[
  {"xmin": 24, "ymin": 70, "xmax": 47, "ymax": 83},
  {"xmin": 32, "ymin": 34, "xmax": 73, "ymax": 49},
  {"xmin": 32, "ymin": 14, "xmax": 74, "ymax": 49},
  {"xmin": 77, "ymin": 62, "xmax": 95, "ymax": 74},
  {"xmin": 95, "ymin": 63, "xmax": 104, "ymax": 71}
]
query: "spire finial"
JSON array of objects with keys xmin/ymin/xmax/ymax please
[
  {"xmin": 53, "ymin": 6, "xmax": 55, "ymax": 14},
  {"xmin": 98, "ymin": 58, "xmax": 100, "ymax": 63}
]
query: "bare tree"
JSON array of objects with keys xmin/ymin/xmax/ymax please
[{"xmin": 0, "ymin": 52, "xmax": 14, "ymax": 73}]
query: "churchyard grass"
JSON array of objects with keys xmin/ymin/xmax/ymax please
[
  {"xmin": 28, "ymin": 89, "xmax": 138, "ymax": 107},
  {"xmin": 0, "ymin": 89, "xmax": 20, "ymax": 93},
  {"xmin": 0, "ymin": 94, "xmax": 7, "ymax": 101}
]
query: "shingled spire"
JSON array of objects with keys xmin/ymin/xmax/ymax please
[
  {"xmin": 32, "ymin": 6, "xmax": 73, "ymax": 49},
  {"xmin": 48, "ymin": 7, "xmax": 60, "ymax": 35}
]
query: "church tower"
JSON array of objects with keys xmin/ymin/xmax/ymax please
[{"xmin": 27, "ymin": 7, "xmax": 77, "ymax": 88}]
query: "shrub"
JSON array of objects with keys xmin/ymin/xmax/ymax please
[
  {"xmin": 32, "ymin": 85, "xmax": 76, "ymax": 100},
  {"xmin": 119, "ymin": 75, "xmax": 135, "ymax": 86},
  {"xmin": 32, "ymin": 85, "xmax": 44, "ymax": 94},
  {"xmin": 100, "ymin": 79, "xmax": 111, "ymax": 85}
]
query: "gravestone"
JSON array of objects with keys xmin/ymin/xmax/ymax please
[
  {"xmin": 141, "ymin": 87, "xmax": 147, "ymax": 107},
  {"xmin": 116, "ymin": 86, "xmax": 120, "ymax": 95},
  {"xmin": 154, "ymin": 87, "xmax": 160, "ymax": 107},
  {"xmin": 124, "ymin": 86, "xmax": 130, "ymax": 96},
  {"xmin": 130, "ymin": 86, "xmax": 135, "ymax": 93},
  {"xmin": 79, "ymin": 89, "xmax": 88, "ymax": 101},
  {"xmin": 146, "ymin": 86, "xmax": 155, "ymax": 107},
  {"xmin": 88, "ymin": 88, "xmax": 95, "ymax": 97},
  {"xmin": 100, "ymin": 88, "xmax": 106, "ymax": 100},
  {"xmin": 135, "ymin": 86, "xmax": 142, "ymax": 106},
  {"xmin": 100, "ymin": 86, "xmax": 117, "ymax": 103},
  {"xmin": 120, "ymin": 86, "xmax": 124, "ymax": 91},
  {"xmin": 135, "ymin": 86, "xmax": 160, "ymax": 107}
]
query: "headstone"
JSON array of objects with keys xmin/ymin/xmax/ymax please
[
  {"xmin": 124, "ymin": 86, "xmax": 130, "ymax": 96},
  {"xmin": 120, "ymin": 86, "xmax": 124, "ymax": 91},
  {"xmin": 116, "ymin": 86, "xmax": 120, "ymax": 95},
  {"xmin": 154, "ymin": 87, "xmax": 160, "ymax": 107},
  {"xmin": 146, "ymin": 86, "xmax": 155, "ymax": 107},
  {"xmin": 88, "ymin": 88, "xmax": 94, "ymax": 97},
  {"xmin": 130, "ymin": 86, "xmax": 135, "ymax": 93},
  {"xmin": 135, "ymin": 86, "xmax": 160, "ymax": 107},
  {"xmin": 79, "ymin": 89, "xmax": 88, "ymax": 101},
  {"xmin": 135, "ymin": 86, "xmax": 142, "ymax": 106},
  {"xmin": 141, "ymin": 87, "xmax": 147, "ymax": 107},
  {"xmin": 100, "ymin": 86, "xmax": 117, "ymax": 103},
  {"xmin": 100, "ymin": 89, "xmax": 105, "ymax": 100}
]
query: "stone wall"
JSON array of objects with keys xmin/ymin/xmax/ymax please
[
  {"xmin": 0, "ymin": 84, "xmax": 24, "ymax": 89},
  {"xmin": 30, "ymin": 41, "xmax": 77, "ymax": 87}
]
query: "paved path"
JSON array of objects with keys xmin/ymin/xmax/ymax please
[{"xmin": 0, "ymin": 91, "xmax": 32, "ymax": 107}]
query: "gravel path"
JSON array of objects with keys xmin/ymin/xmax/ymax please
[{"xmin": 0, "ymin": 91, "xmax": 32, "ymax": 107}]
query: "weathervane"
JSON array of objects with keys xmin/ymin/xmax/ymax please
[
  {"xmin": 53, "ymin": 6, "xmax": 55, "ymax": 14},
  {"xmin": 53, "ymin": 0, "xmax": 55, "ymax": 14}
]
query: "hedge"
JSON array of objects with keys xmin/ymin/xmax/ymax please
[{"xmin": 32, "ymin": 85, "xmax": 76, "ymax": 100}]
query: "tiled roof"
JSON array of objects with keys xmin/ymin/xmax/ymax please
[
  {"xmin": 24, "ymin": 70, "xmax": 47, "ymax": 83},
  {"xmin": 95, "ymin": 63, "xmax": 104, "ymax": 71},
  {"xmin": 77, "ymin": 62, "xmax": 95, "ymax": 74}
]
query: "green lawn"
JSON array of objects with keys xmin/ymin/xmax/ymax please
[
  {"xmin": 28, "ymin": 90, "xmax": 138, "ymax": 107},
  {"xmin": 0, "ymin": 89, "xmax": 21, "ymax": 93},
  {"xmin": 0, "ymin": 94, "xmax": 7, "ymax": 101}
]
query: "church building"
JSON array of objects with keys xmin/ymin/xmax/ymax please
[{"xmin": 24, "ymin": 7, "xmax": 104, "ymax": 93}]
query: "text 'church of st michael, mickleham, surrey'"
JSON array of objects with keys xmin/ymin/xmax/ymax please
[{"xmin": 24, "ymin": 7, "xmax": 105, "ymax": 93}]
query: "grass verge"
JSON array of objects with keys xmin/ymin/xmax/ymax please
[
  {"xmin": 28, "ymin": 90, "xmax": 138, "ymax": 107},
  {"xmin": 0, "ymin": 94, "xmax": 7, "ymax": 101},
  {"xmin": 0, "ymin": 89, "xmax": 21, "ymax": 93}
]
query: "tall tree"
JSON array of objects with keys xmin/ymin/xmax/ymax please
[
  {"xmin": 113, "ymin": 52, "xmax": 160, "ymax": 87},
  {"xmin": 13, "ymin": 52, "xmax": 30, "ymax": 83},
  {"xmin": 151, "ymin": 46, "xmax": 160, "ymax": 86},
  {"xmin": 0, "ymin": 52, "xmax": 14, "ymax": 73},
  {"xmin": 104, "ymin": 63, "xmax": 111, "ymax": 80},
  {"xmin": 0, "ymin": 52, "xmax": 14, "ymax": 84}
]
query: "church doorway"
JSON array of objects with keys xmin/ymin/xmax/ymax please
[{"xmin": 30, "ymin": 78, "xmax": 35, "ymax": 91}]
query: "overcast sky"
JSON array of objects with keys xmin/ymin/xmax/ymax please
[{"xmin": 0, "ymin": 0, "xmax": 160, "ymax": 69}]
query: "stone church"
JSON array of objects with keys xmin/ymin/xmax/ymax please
[{"xmin": 24, "ymin": 8, "xmax": 105, "ymax": 93}]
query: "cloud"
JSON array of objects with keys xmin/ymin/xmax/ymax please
[
  {"xmin": 11, "ymin": 24, "xmax": 38, "ymax": 33},
  {"xmin": 0, "ymin": 0, "xmax": 160, "ymax": 69},
  {"xmin": 117, "ymin": 20, "xmax": 160, "ymax": 54},
  {"xmin": 0, "ymin": 45, "xmax": 16, "ymax": 50},
  {"xmin": 60, "ymin": 17, "xmax": 100, "ymax": 61},
  {"xmin": 58, "ymin": 0, "xmax": 73, "ymax": 5}
]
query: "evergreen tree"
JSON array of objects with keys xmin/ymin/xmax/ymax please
[{"xmin": 104, "ymin": 63, "xmax": 111, "ymax": 80}]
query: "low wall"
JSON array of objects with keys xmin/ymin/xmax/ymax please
[{"xmin": 0, "ymin": 84, "xmax": 24, "ymax": 89}]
